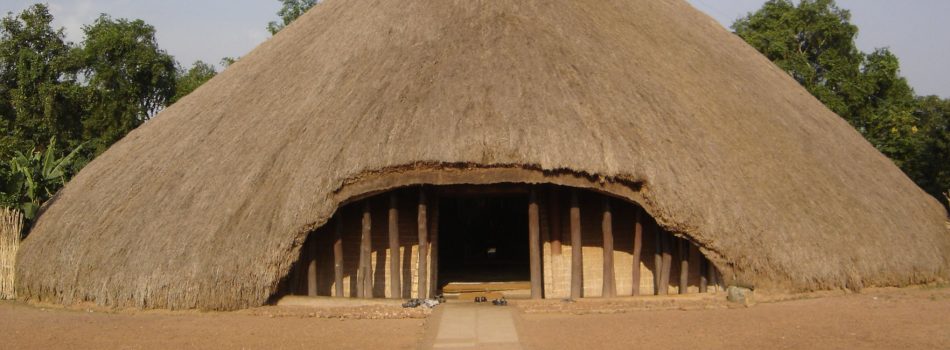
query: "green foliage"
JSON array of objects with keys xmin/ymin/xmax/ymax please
[
  {"xmin": 734, "ymin": 0, "xmax": 949, "ymax": 206},
  {"xmin": 733, "ymin": 0, "xmax": 863, "ymax": 118},
  {"xmin": 78, "ymin": 15, "xmax": 177, "ymax": 154},
  {"xmin": 907, "ymin": 96, "xmax": 950, "ymax": 204},
  {"xmin": 172, "ymin": 60, "xmax": 217, "ymax": 103},
  {"xmin": 267, "ymin": 0, "xmax": 318, "ymax": 35},
  {"xmin": 0, "ymin": 4, "xmax": 84, "ymax": 166},
  {"xmin": 220, "ymin": 56, "xmax": 239, "ymax": 68},
  {"xmin": 5, "ymin": 137, "xmax": 82, "ymax": 220},
  {"xmin": 1, "ymin": 6, "xmax": 193, "ymax": 220}
]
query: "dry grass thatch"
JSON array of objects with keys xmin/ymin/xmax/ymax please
[
  {"xmin": 1, "ymin": 208, "xmax": 23, "ymax": 300},
  {"xmin": 15, "ymin": 0, "xmax": 950, "ymax": 310}
]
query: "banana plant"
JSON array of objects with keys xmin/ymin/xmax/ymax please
[{"xmin": 6, "ymin": 138, "xmax": 84, "ymax": 221}]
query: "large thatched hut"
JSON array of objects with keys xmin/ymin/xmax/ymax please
[{"xmin": 16, "ymin": 0, "xmax": 949, "ymax": 310}]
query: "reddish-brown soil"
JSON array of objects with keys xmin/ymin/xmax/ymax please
[
  {"xmin": 1, "ymin": 286, "xmax": 948, "ymax": 349},
  {"xmin": 516, "ymin": 287, "xmax": 950, "ymax": 349},
  {"xmin": 0, "ymin": 302, "xmax": 425, "ymax": 349}
]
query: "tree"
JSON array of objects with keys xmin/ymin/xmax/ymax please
[
  {"xmin": 4, "ymin": 137, "xmax": 83, "ymax": 220},
  {"xmin": 172, "ymin": 60, "xmax": 217, "ymax": 103},
  {"xmin": 733, "ymin": 0, "xmax": 864, "ymax": 119},
  {"xmin": 0, "ymin": 4, "xmax": 84, "ymax": 163},
  {"xmin": 733, "ymin": 0, "xmax": 934, "ymax": 199},
  {"xmin": 78, "ymin": 15, "xmax": 177, "ymax": 154},
  {"xmin": 908, "ymin": 96, "xmax": 950, "ymax": 205},
  {"xmin": 267, "ymin": 0, "xmax": 318, "ymax": 35},
  {"xmin": 220, "ymin": 56, "xmax": 239, "ymax": 68}
]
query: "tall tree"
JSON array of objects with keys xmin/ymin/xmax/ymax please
[
  {"xmin": 733, "ymin": 0, "xmax": 865, "ymax": 120},
  {"xmin": 172, "ymin": 60, "xmax": 217, "ymax": 103},
  {"xmin": 733, "ymin": 0, "xmax": 930, "ymax": 196},
  {"xmin": 0, "ymin": 4, "xmax": 84, "ymax": 162},
  {"xmin": 909, "ymin": 96, "xmax": 950, "ymax": 204},
  {"xmin": 78, "ymin": 15, "xmax": 177, "ymax": 154},
  {"xmin": 267, "ymin": 0, "xmax": 318, "ymax": 35}
]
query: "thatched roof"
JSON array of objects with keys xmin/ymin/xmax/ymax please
[{"xmin": 16, "ymin": 0, "xmax": 949, "ymax": 310}]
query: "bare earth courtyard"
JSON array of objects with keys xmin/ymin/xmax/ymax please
[{"xmin": 1, "ymin": 286, "xmax": 948, "ymax": 349}]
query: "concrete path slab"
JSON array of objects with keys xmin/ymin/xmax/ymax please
[{"xmin": 429, "ymin": 303, "xmax": 521, "ymax": 350}]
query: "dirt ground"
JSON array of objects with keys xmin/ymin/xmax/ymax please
[
  {"xmin": 1, "ymin": 286, "xmax": 948, "ymax": 349},
  {"xmin": 0, "ymin": 302, "xmax": 425, "ymax": 349},
  {"xmin": 516, "ymin": 286, "xmax": 950, "ymax": 350}
]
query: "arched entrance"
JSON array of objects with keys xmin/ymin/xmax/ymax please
[{"xmin": 276, "ymin": 184, "xmax": 722, "ymax": 300}]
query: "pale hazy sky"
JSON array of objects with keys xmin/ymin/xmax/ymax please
[{"xmin": 2, "ymin": 0, "xmax": 948, "ymax": 97}]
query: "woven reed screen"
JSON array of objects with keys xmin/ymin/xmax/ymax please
[{"xmin": 1, "ymin": 208, "xmax": 23, "ymax": 300}]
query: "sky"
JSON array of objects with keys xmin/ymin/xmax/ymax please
[{"xmin": 2, "ymin": 0, "xmax": 948, "ymax": 97}]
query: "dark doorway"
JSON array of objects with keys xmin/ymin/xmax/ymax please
[{"xmin": 438, "ymin": 194, "xmax": 530, "ymax": 287}]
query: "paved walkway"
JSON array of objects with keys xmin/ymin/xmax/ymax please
[{"xmin": 428, "ymin": 303, "xmax": 522, "ymax": 349}]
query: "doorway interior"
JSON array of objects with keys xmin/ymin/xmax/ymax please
[{"xmin": 437, "ymin": 193, "xmax": 530, "ymax": 290}]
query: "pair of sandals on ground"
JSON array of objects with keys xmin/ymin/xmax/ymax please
[{"xmin": 473, "ymin": 296, "xmax": 508, "ymax": 306}]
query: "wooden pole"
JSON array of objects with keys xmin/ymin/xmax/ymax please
[
  {"xmin": 653, "ymin": 220, "xmax": 662, "ymax": 295},
  {"xmin": 529, "ymin": 188, "xmax": 543, "ymax": 300},
  {"xmin": 358, "ymin": 201, "xmax": 372, "ymax": 298},
  {"xmin": 417, "ymin": 189, "xmax": 429, "ymax": 299},
  {"xmin": 429, "ymin": 196, "xmax": 440, "ymax": 296},
  {"xmin": 707, "ymin": 258, "xmax": 718, "ymax": 292},
  {"xmin": 333, "ymin": 215, "xmax": 344, "ymax": 297},
  {"xmin": 699, "ymin": 255, "xmax": 709, "ymax": 293},
  {"xmin": 570, "ymin": 190, "xmax": 583, "ymax": 299},
  {"xmin": 291, "ymin": 248, "xmax": 303, "ymax": 295},
  {"xmin": 631, "ymin": 207, "xmax": 643, "ymax": 296},
  {"xmin": 601, "ymin": 198, "xmax": 616, "ymax": 298},
  {"xmin": 307, "ymin": 234, "xmax": 318, "ymax": 296},
  {"xmin": 659, "ymin": 231, "xmax": 672, "ymax": 295},
  {"xmin": 679, "ymin": 238, "xmax": 689, "ymax": 294},
  {"xmin": 388, "ymin": 193, "xmax": 401, "ymax": 299},
  {"xmin": 549, "ymin": 188, "xmax": 562, "ymax": 255}
]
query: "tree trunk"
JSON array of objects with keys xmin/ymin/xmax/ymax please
[
  {"xmin": 529, "ymin": 188, "xmax": 543, "ymax": 300},
  {"xmin": 429, "ymin": 196, "xmax": 440, "ymax": 296},
  {"xmin": 334, "ymin": 215, "xmax": 344, "ymax": 297},
  {"xmin": 358, "ymin": 201, "xmax": 372, "ymax": 298},
  {"xmin": 570, "ymin": 190, "xmax": 583, "ymax": 299},
  {"xmin": 631, "ymin": 207, "xmax": 643, "ymax": 296},
  {"xmin": 601, "ymin": 198, "xmax": 616, "ymax": 298},
  {"xmin": 388, "ymin": 193, "xmax": 401, "ymax": 299},
  {"xmin": 417, "ymin": 189, "xmax": 429, "ymax": 299}
]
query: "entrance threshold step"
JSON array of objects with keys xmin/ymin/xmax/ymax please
[{"xmin": 442, "ymin": 282, "xmax": 532, "ymax": 294}]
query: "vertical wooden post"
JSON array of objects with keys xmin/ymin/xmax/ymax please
[
  {"xmin": 707, "ymin": 258, "xmax": 718, "ymax": 292},
  {"xmin": 307, "ymin": 234, "xmax": 318, "ymax": 296},
  {"xmin": 548, "ymin": 188, "xmax": 562, "ymax": 255},
  {"xmin": 570, "ymin": 190, "xmax": 583, "ymax": 300},
  {"xmin": 417, "ymin": 189, "xmax": 429, "ymax": 299},
  {"xmin": 601, "ymin": 198, "xmax": 616, "ymax": 298},
  {"xmin": 699, "ymin": 256, "xmax": 709, "ymax": 293},
  {"xmin": 388, "ymin": 193, "xmax": 401, "ymax": 299},
  {"xmin": 631, "ymin": 207, "xmax": 643, "ymax": 296},
  {"xmin": 529, "ymin": 188, "xmax": 543, "ymax": 300},
  {"xmin": 289, "ymin": 246, "xmax": 307, "ymax": 295},
  {"xmin": 333, "ymin": 215, "xmax": 344, "ymax": 297},
  {"xmin": 679, "ymin": 239, "xmax": 689, "ymax": 294},
  {"xmin": 653, "ymin": 221, "xmax": 662, "ymax": 295},
  {"xmin": 659, "ymin": 231, "xmax": 672, "ymax": 295},
  {"xmin": 429, "ymin": 196, "xmax": 440, "ymax": 296},
  {"xmin": 358, "ymin": 201, "xmax": 372, "ymax": 299}
]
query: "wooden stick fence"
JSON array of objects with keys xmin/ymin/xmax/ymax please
[{"xmin": 1, "ymin": 208, "xmax": 23, "ymax": 300}]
